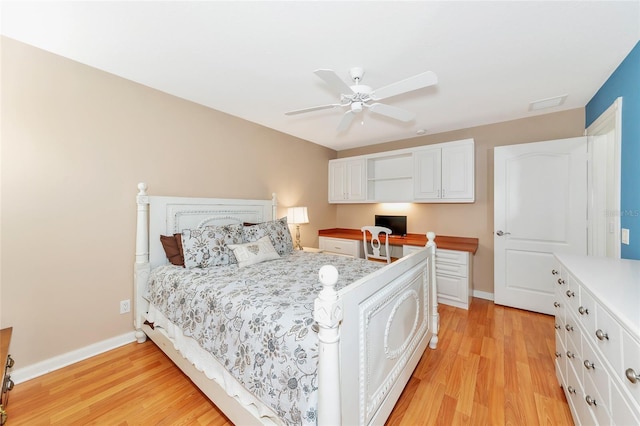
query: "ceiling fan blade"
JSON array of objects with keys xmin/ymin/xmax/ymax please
[
  {"xmin": 285, "ymin": 103, "xmax": 342, "ymax": 115},
  {"xmin": 370, "ymin": 71, "xmax": 438, "ymax": 101},
  {"xmin": 337, "ymin": 110, "xmax": 356, "ymax": 133},
  {"xmin": 369, "ymin": 103, "xmax": 416, "ymax": 122},
  {"xmin": 314, "ymin": 69, "xmax": 354, "ymax": 96}
]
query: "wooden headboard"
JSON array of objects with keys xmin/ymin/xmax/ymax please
[
  {"xmin": 144, "ymin": 192, "xmax": 278, "ymax": 269},
  {"xmin": 134, "ymin": 183, "xmax": 278, "ymax": 340}
]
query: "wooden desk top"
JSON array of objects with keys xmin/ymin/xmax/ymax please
[{"xmin": 319, "ymin": 228, "xmax": 479, "ymax": 254}]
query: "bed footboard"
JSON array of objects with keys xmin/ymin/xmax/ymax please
[{"xmin": 314, "ymin": 237, "xmax": 437, "ymax": 426}]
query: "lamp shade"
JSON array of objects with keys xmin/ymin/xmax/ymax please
[{"xmin": 287, "ymin": 206, "xmax": 309, "ymax": 225}]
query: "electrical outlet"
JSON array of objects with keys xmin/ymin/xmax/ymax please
[
  {"xmin": 120, "ymin": 299, "xmax": 130, "ymax": 314},
  {"xmin": 621, "ymin": 228, "xmax": 630, "ymax": 245}
]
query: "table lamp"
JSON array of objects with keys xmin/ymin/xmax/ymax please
[{"xmin": 287, "ymin": 206, "xmax": 309, "ymax": 250}]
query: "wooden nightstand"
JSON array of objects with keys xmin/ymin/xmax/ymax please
[{"xmin": 0, "ymin": 327, "xmax": 14, "ymax": 425}]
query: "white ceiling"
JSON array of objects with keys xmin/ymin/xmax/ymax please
[{"xmin": 2, "ymin": 1, "xmax": 639, "ymax": 151}]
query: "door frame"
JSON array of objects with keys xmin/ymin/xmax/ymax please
[{"xmin": 585, "ymin": 97, "xmax": 622, "ymax": 258}]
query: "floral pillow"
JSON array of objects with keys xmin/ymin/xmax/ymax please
[
  {"xmin": 181, "ymin": 224, "xmax": 243, "ymax": 268},
  {"xmin": 228, "ymin": 236, "xmax": 280, "ymax": 268},
  {"xmin": 242, "ymin": 217, "xmax": 294, "ymax": 256}
]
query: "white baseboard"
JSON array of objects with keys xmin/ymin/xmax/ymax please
[
  {"xmin": 11, "ymin": 331, "xmax": 136, "ymax": 384},
  {"xmin": 473, "ymin": 290, "xmax": 494, "ymax": 301}
]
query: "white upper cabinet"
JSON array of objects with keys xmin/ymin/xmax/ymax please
[
  {"xmin": 329, "ymin": 139, "xmax": 474, "ymax": 203},
  {"xmin": 415, "ymin": 139, "xmax": 475, "ymax": 202},
  {"xmin": 328, "ymin": 158, "xmax": 367, "ymax": 202},
  {"xmin": 414, "ymin": 148, "xmax": 442, "ymax": 199}
]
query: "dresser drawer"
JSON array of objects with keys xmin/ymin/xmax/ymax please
[
  {"xmin": 581, "ymin": 334, "xmax": 611, "ymax": 422},
  {"xmin": 318, "ymin": 237, "xmax": 362, "ymax": 258},
  {"xmin": 575, "ymin": 288, "xmax": 595, "ymax": 337},
  {"xmin": 611, "ymin": 376, "xmax": 640, "ymax": 426},
  {"xmin": 435, "ymin": 261, "xmax": 467, "ymax": 277},
  {"xmin": 622, "ymin": 328, "xmax": 640, "ymax": 408},
  {"xmin": 435, "ymin": 249, "xmax": 468, "ymax": 265},
  {"xmin": 591, "ymin": 304, "xmax": 623, "ymax": 375}
]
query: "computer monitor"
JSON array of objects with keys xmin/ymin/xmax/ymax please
[{"xmin": 375, "ymin": 215, "xmax": 407, "ymax": 237}]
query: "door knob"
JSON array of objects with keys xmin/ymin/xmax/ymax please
[{"xmin": 496, "ymin": 230, "xmax": 511, "ymax": 236}]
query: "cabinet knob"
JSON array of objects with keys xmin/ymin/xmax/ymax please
[
  {"xmin": 557, "ymin": 278, "xmax": 565, "ymax": 285},
  {"xmin": 566, "ymin": 350, "xmax": 575, "ymax": 359},
  {"xmin": 567, "ymin": 385, "xmax": 576, "ymax": 395},
  {"xmin": 626, "ymin": 368, "xmax": 640, "ymax": 384},
  {"xmin": 552, "ymin": 269, "xmax": 559, "ymax": 275},
  {"xmin": 583, "ymin": 359, "xmax": 595, "ymax": 370},
  {"xmin": 565, "ymin": 290, "xmax": 575, "ymax": 298},
  {"xmin": 555, "ymin": 351, "xmax": 562, "ymax": 358},
  {"xmin": 595, "ymin": 329, "xmax": 609, "ymax": 341},
  {"xmin": 578, "ymin": 306, "xmax": 589, "ymax": 315},
  {"xmin": 585, "ymin": 395, "xmax": 597, "ymax": 406},
  {"xmin": 565, "ymin": 324, "xmax": 574, "ymax": 332},
  {"xmin": 6, "ymin": 355, "xmax": 14, "ymax": 369},
  {"xmin": 554, "ymin": 301, "xmax": 561, "ymax": 308},
  {"xmin": 555, "ymin": 324, "xmax": 561, "ymax": 330}
]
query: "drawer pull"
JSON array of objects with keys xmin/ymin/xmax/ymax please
[
  {"xmin": 567, "ymin": 385, "xmax": 576, "ymax": 395},
  {"xmin": 565, "ymin": 324, "xmax": 574, "ymax": 332},
  {"xmin": 583, "ymin": 359, "xmax": 595, "ymax": 370},
  {"xmin": 552, "ymin": 269, "xmax": 559, "ymax": 275},
  {"xmin": 585, "ymin": 395, "xmax": 597, "ymax": 406},
  {"xmin": 555, "ymin": 324, "xmax": 561, "ymax": 330},
  {"xmin": 578, "ymin": 306, "xmax": 589, "ymax": 315},
  {"xmin": 566, "ymin": 350, "xmax": 576, "ymax": 359},
  {"xmin": 557, "ymin": 278, "xmax": 565, "ymax": 285},
  {"xmin": 554, "ymin": 301, "xmax": 560, "ymax": 308},
  {"xmin": 626, "ymin": 368, "xmax": 640, "ymax": 384},
  {"xmin": 565, "ymin": 290, "xmax": 575, "ymax": 298},
  {"xmin": 595, "ymin": 329, "xmax": 609, "ymax": 341},
  {"xmin": 555, "ymin": 351, "xmax": 562, "ymax": 358}
]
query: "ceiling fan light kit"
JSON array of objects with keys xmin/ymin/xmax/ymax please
[{"xmin": 285, "ymin": 67, "xmax": 438, "ymax": 133}]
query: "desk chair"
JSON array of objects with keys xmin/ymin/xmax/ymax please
[{"xmin": 361, "ymin": 226, "xmax": 392, "ymax": 264}]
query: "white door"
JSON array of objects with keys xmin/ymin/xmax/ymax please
[{"xmin": 494, "ymin": 137, "xmax": 587, "ymax": 315}]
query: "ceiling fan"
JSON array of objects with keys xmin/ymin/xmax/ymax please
[{"xmin": 285, "ymin": 67, "xmax": 437, "ymax": 132}]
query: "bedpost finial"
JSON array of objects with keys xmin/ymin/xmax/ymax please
[
  {"xmin": 426, "ymin": 231, "xmax": 436, "ymax": 248},
  {"xmin": 318, "ymin": 265, "xmax": 339, "ymax": 287},
  {"xmin": 137, "ymin": 182, "xmax": 148, "ymax": 195}
]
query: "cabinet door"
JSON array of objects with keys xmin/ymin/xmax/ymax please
[
  {"xmin": 346, "ymin": 158, "xmax": 366, "ymax": 201},
  {"xmin": 329, "ymin": 160, "xmax": 347, "ymax": 202},
  {"xmin": 413, "ymin": 148, "xmax": 441, "ymax": 199},
  {"xmin": 328, "ymin": 159, "xmax": 366, "ymax": 203},
  {"xmin": 441, "ymin": 142, "xmax": 474, "ymax": 201}
]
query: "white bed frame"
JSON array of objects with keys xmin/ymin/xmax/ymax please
[{"xmin": 133, "ymin": 183, "xmax": 439, "ymax": 425}]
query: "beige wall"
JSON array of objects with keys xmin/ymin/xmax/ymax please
[
  {"xmin": 0, "ymin": 36, "xmax": 587, "ymax": 371},
  {"xmin": 0, "ymin": 38, "xmax": 337, "ymax": 367},
  {"xmin": 336, "ymin": 109, "xmax": 585, "ymax": 295}
]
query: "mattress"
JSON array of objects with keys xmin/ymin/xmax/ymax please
[{"xmin": 145, "ymin": 250, "xmax": 383, "ymax": 425}]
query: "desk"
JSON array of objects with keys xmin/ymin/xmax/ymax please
[
  {"xmin": 318, "ymin": 228, "xmax": 478, "ymax": 253},
  {"xmin": 318, "ymin": 228, "xmax": 479, "ymax": 309}
]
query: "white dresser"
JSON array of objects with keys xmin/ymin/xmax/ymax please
[{"xmin": 553, "ymin": 253, "xmax": 640, "ymax": 425}]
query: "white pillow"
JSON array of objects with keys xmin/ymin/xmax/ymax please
[{"xmin": 228, "ymin": 235, "xmax": 280, "ymax": 268}]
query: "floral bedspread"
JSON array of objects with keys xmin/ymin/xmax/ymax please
[{"xmin": 146, "ymin": 251, "xmax": 383, "ymax": 425}]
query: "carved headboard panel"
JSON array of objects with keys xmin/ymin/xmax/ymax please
[{"xmin": 148, "ymin": 195, "xmax": 277, "ymax": 269}]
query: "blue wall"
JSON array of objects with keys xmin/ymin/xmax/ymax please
[{"xmin": 586, "ymin": 41, "xmax": 640, "ymax": 260}]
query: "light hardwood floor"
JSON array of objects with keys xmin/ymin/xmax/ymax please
[{"xmin": 8, "ymin": 299, "xmax": 573, "ymax": 425}]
